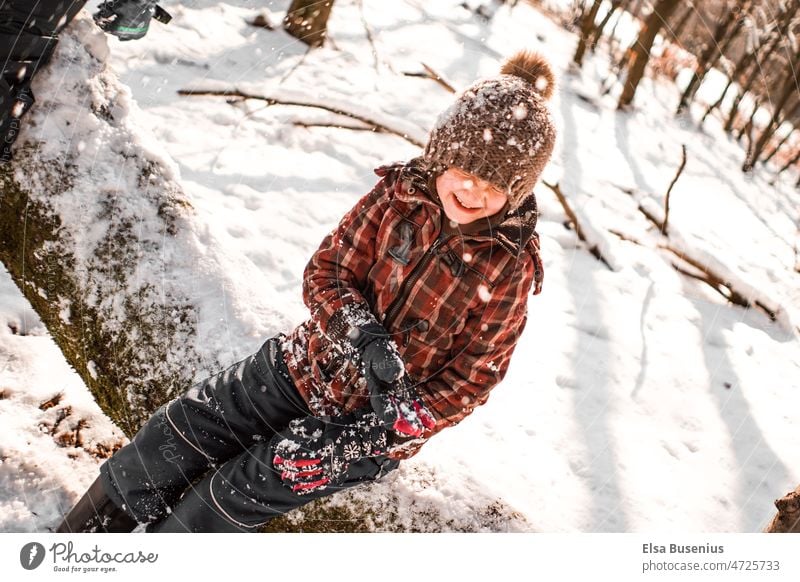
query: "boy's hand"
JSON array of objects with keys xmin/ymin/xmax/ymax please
[
  {"xmin": 272, "ymin": 410, "xmax": 388, "ymax": 495},
  {"xmin": 349, "ymin": 322, "xmax": 404, "ymax": 383},
  {"xmin": 347, "ymin": 322, "xmax": 436, "ymax": 438},
  {"xmin": 366, "ymin": 373, "xmax": 436, "ymax": 439}
]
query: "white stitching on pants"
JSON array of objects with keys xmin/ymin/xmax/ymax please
[
  {"xmin": 164, "ymin": 400, "xmax": 216, "ymax": 463},
  {"xmin": 208, "ymin": 471, "xmax": 268, "ymax": 529}
]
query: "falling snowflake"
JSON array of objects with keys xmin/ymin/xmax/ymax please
[
  {"xmin": 513, "ymin": 103, "xmax": 528, "ymax": 120},
  {"xmin": 483, "ymin": 128, "xmax": 493, "ymax": 142},
  {"xmin": 478, "ymin": 284, "xmax": 492, "ymax": 302},
  {"xmin": 535, "ymin": 76, "xmax": 550, "ymax": 94},
  {"xmin": 463, "ymin": 252, "xmax": 473, "ymax": 263}
]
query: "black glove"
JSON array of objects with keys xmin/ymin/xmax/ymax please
[
  {"xmin": 348, "ymin": 322, "xmax": 435, "ymax": 437},
  {"xmin": 93, "ymin": 0, "xmax": 172, "ymax": 41},
  {"xmin": 272, "ymin": 410, "xmax": 388, "ymax": 495},
  {"xmin": 348, "ymin": 322, "xmax": 404, "ymax": 382}
]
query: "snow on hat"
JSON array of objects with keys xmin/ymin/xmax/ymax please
[{"xmin": 423, "ymin": 51, "xmax": 557, "ymax": 211}]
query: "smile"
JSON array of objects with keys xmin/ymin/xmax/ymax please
[{"xmin": 453, "ymin": 192, "xmax": 483, "ymax": 210}]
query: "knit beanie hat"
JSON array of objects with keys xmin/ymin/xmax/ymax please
[{"xmin": 423, "ymin": 51, "xmax": 557, "ymax": 212}]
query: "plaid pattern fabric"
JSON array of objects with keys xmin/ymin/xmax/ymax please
[{"xmin": 280, "ymin": 158, "xmax": 544, "ymax": 459}]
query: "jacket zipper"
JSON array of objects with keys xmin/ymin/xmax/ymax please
[{"xmin": 383, "ymin": 229, "xmax": 450, "ymax": 333}]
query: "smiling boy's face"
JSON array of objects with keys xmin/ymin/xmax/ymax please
[{"xmin": 435, "ymin": 167, "xmax": 508, "ymax": 225}]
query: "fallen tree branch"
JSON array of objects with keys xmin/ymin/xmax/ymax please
[
  {"xmin": 662, "ymin": 144, "xmax": 687, "ymax": 236},
  {"xmin": 542, "ymin": 180, "xmax": 613, "ymax": 269},
  {"xmin": 608, "ymin": 228, "xmax": 643, "ymax": 245},
  {"xmin": 660, "ymin": 244, "xmax": 761, "ymax": 312},
  {"xmin": 177, "ymin": 86, "xmax": 426, "ymax": 147},
  {"xmin": 403, "ymin": 64, "xmax": 457, "ymax": 94},
  {"xmin": 292, "ymin": 120, "xmax": 377, "ymax": 132},
  {"xmin": 421, "ymin": 62, "xmax": 457, "ymax": 93},
  {"xmin": 764, "ymin": 485, "xmax": 800, "ymax": 533}
]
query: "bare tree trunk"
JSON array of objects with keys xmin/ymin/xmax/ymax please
[
  {"xmin": 667, "ymin": 3, "xmax": 694, "ymax": 43},
  {"xmin": 617, "ymin": 0, "xmax": 682, "ymax": 109},
  {"xmin": 573, "ymin": 0, "xmax": 604, "ymax": 66},
  {"xmin": 724, "ymin": 17, "xmax": 789, "ymax": 133},
  {"xmin": 764, "ymin": 485, "xmax": 800, "ymax": 533},
  {"xmin": 283, "ymin": 0, "xmax": 335, "ymax": 48},
  {"xmin": 0, "ymin": 17, "xmax": 220, "ymax": 437},
  {"xmin": 762, "ymin": 101, "xmax": 800, "ymax": 165},
  {"xmin": 701, "ymin": 46, "xmax": 760, "ymax": 124},
  {"xmin": 776, "ymin": 143, "xmax": 800, "ymax": 177},
  {"xmin": 676, "ymin": 0, "xmax": 751, "ymax": 115},
  {"xmin": 589, "ymin": 0, "xmax": 623, "ymax": 51},
  {"xmin": 743, "ymin": 47, "xmax": 800, "ymax": 171}
]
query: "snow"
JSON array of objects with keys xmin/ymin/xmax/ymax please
[{"xmin": 1, "ymin": 0, "xmax": 799, "ymax": 533}]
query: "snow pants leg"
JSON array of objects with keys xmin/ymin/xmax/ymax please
[
  {"xmin": 99, "ymin": 335, "xmax": 399, "ymax": 532},
  {"xmin": 0, "ymin": 1, "xmax": 88, "ymax": 161}
]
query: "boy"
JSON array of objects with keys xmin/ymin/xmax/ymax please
[{"xmin": 57, "ymin": 51, "xmax": 557, "ymax": 532}]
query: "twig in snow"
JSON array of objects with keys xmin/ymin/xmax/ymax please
[
  {"xmin": 608, "ymin": 229, "xmax": 643, "ymax": 245},
  {"xmin": 403, "ymin": 63, "xmax": 457, "ymax": 94},
  {"xmin": 39, "ymin": 392, "xmax": 64, "ymax": 411},
  {"xmin": 356, "ymin": 0, "xmax": 395, "ymax": 76},
  {"xmin": 421, "ymin": 63, "xmax": 456, "ymax": 93},
  {"xmin": 177, "ymin": 87, "xmax": 425, "ymax": 147},
  {"xmin": 542, "ymin": 180, "xmax": 613, "ymax": 269},
  {"xmin": 661, "ymin": 144, "xmax": 687, "ymax": 236},
  {"xmin": 293, "ymin": 120, "xmax": 377, "ymax": 133}
]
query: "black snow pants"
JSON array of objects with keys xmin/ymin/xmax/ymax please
[
  {"xmin": 98, "ymin": 335, "xmax": 399, "ymax": 532},
  {"xmin": 0, "ymin": 0, "xmax": 88, "ymax": 161}
]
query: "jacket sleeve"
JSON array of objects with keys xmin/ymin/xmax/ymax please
[
  {"xmin": 302, "ymin": 172, "xmax": 394, "ymax": 347},
  {"xmin": 416, "ymin": 256, "xmax": 536, "ymax": 438}
]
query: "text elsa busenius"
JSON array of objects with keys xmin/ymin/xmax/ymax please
[
  {"xmin": 49, "ymin": 542, "xmax": 158, "ymax": 570},
  {"xmin": 643, "ymin": 543, "xmax": 724, "ymax": 554}
]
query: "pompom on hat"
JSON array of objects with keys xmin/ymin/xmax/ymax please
[{"xmin": 423, "ymin": 51, "xmax": 557, "ymax": 212}]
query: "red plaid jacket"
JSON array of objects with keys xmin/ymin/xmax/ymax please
[{"xmin": 280, "ymin": 158, "xmax": 544, "ymax": 459}]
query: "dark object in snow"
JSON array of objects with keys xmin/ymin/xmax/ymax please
[
  {"xmin": 0, "ymin": 0, "xmax": 85, "ymax": 164},
  {"xmin": 93, "ymin": 0, "xmax": 171, "ymax": 42},
  {"xmin": 247, "ymin": 12, "xmax": 275, "ymax": 30},
  {"xmin": 56, "ymin": 476, "xmax": 138, "ymax": 533}
]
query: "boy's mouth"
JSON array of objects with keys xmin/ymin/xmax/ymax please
[{"xmin": 453, "ymin": 192, "xmax": 483, "ymax": 210}]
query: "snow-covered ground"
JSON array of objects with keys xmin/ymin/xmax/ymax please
[{"xmin": 1, "ymin": 0, "xmax": 798, "ymax": 532}]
